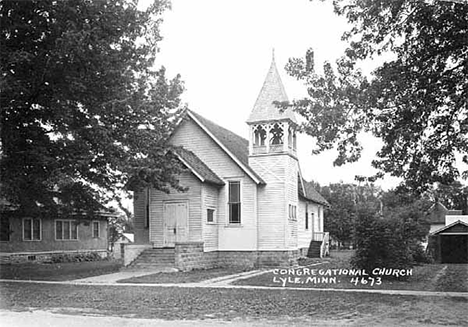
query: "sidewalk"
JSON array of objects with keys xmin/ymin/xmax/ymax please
[
  {"xmin": 2, "ymin": 277, "xmax": 468, "ymax": 298},
  {"xmin": 73, "ymin": 266, "xmax": 178, "ymax": 283}
]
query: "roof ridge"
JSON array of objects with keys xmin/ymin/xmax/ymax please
[{"xmin": 187, "ymin": 109, "xmax": 248, "ymax": 143}]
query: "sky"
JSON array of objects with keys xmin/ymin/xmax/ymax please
[{"xmin": 147, "ymin": 0, "xmax": 402, "ymax": 189}]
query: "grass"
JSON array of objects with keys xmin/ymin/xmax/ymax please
[
  {"xmin": 117, "ymin": 267, "xmax": 250, "ymax": 284},
  {"xmin": 234, "ymin": 251, "xmax": 468, "ymax": 292},
  {"xmin": 1, "ymin": 282, "xmax": 467, "ymax": 325},
  {"xmin": 0, "ymin": 260, "xmax": 122, "ymax": 281}
]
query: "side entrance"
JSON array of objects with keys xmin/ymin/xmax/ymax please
[{"xmin": 163, "ymin": 201, "xmax": 188, "ymax": 247}]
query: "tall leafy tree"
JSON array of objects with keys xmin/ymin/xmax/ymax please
[
  {"xmin": 1, "ymin": 0, "xmax": 184, "ymax": 217},
  {"xmin": 320, "ymin": 182, "xmax": 381, "ymax": 248},
  {"xmin": 433, "ymin": 181, "xmax": 468, "ymax": 213},
  {"xmin": 286, "ymin": 0, "xmax": 468, "ymax": 193}
]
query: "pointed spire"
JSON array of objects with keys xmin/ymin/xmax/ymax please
[{"xmin": 247, "ymin": 51, "xmax": 296, "ymax": 124}]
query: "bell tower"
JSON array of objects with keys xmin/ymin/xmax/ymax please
[
  {"xmin": 247, "ymin": 52, "xmax": 298, "ymax": 158},
  {"xmin": 247, "ymin": 52, "xmax": 299, "ymax": 251}
]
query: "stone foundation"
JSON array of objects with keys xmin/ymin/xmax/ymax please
[
  {"xmin": 174, "ymin": 242, "xmax": 301, "ymax": 271},
  {"xmin": 0, "ymin": 249, "xmax": 109, "ymax": 264}
]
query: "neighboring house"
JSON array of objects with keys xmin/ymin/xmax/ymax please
[
  {"xmin": 0, "ymin": 201, "xmax": 112, "ymax": 263},
  {"xmin": 113, "ymin": 232, "xmax": 134, "ymax": 260},
  {"xmin": 426, "ymin": 202, "xmax": 463, "ymax": 234},
  {"xmin": 426, "ymin": 202, "xmax": 468, "ymax": 263},
  {"xmin": 129, "ymin": 56, "xmax": 329, "ymax": 270}
]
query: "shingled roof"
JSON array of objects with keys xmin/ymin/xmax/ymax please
[
  {"xmin": 300, "ymin": 180, "xmax": 330, "ymax": 206},
  {"xmin": 174, "ymin": 147, "xmax": 224, "ymax": 186},
  {"xmin": 184, "ymin": 110, "xmax": 327, "ymax": 205},
  {"xmin": 426, "ymin": 202, "xmax": 463, "ymax": 224},
  {"xmin": 187, "ymin": 110, "xmax": 265, "ymax": 184},
  {"xmin": 246, "ymin": 53, "xmax": 297, "ymax": 124}
]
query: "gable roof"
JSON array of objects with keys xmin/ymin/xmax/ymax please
[
  {"xmin": 430, "ymin": 220, "xmax": 468, "ymax": 235},
  {"xmin": 173, "ymin": 147, "xmax": 224, "ymax": 186},
  {"xmin": 187, "ymin": 110, "xmax": 265, "ymax": 184},
  {"xmin": 427, "ymin": 202, "xmax": 463, "ymax": 224},
  {"xmin": 300, "ymin": 180, "xmax": 330, "ymax": 206},
  {"xmin": 246, "ymin": 54, "xmax": 297, "ymax": 124}
]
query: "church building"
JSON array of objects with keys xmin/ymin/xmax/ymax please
[{"xmin": 128, "ymin": 56, "xmax": 329, "ymax": 270}]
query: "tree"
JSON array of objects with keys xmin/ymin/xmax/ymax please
[
  {"xmin": 285, "ymin": 1, "xmax": 468, "ymax": 193},
  {"xmin": 319, "ymin": 182, "xmax": 381, "ymax": 248},
  {"xmin": 433, "ymin": 181, "xmax": 468, "ymax": 213},
  {"xmin": 351, "ymin": 189, "xmax": 433, "ymax": 272},
  {"xmin": 108, "ymin": 212, "xmax": 134, "ymax": 251},
  {"xmin": 0, "ymin": 0, "xmax": 185, "ymax": 217}
]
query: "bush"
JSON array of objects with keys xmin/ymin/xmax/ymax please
[
  {"xmin": 50, "ymin": 252, "xmax": 106, "ymax": 263},
  {"xmin": 409, "ymin": 242, "xmax": 433, "ymax": 264},
  {"xmin": 351, "ymin": 206, "xmax": 414, "ymax": 278}
]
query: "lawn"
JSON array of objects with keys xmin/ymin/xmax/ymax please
[
  {"xmin": 117, "ymin": 267, "xmax": 250, "ymax": 284},
  {"xmin": 235, "ymin": 251, "xmax": 468, "ymax": 292},
  {"xmin": 1, "ymin": 282, "xmax": 467, "ymax": 326},
  {"xmin": 0, "ymin": 260, "xmax": 122, "ymax": 281}
]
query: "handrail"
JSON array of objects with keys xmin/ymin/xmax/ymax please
[{"xmin": 320, "ymin": 232, "xmax": 330, "ymax": 258}]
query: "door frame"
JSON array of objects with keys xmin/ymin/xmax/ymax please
[{"xmin": 162, "ymin": 200, "xmax": 189, "ymax": 247}]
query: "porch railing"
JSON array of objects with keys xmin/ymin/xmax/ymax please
[{"xmin": 312, "ymin": 232, "xmax": 330, "ymax": 258}]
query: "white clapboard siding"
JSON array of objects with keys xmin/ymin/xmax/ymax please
[
  {"xmin": 170, "ymin": 119, "xmax": 258, "ymax": 251},
  {"xmin": 148, "ymin": 172, "xmax": 202, "ymax": 247},
  {"xmin": 250, "ymin": 154, "xmax": 298, "ymax": 250},
  {"xmin": 218, "ymin": 176, "xmax": 258, "ymax": 250},
  {"xmin": 286, "ymin": 156, "xmax": 299, "ymax": 249},
  {"xmin": 297, "ymin": 199, "xmax": 313, "ymax": 249},
  {"xmin": 202, "ymin": 183, "xmax": 219, "ymax": 251}
]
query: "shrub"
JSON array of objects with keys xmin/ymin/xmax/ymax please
[
  {"xmin": 351, "ymin": 206, "xmax": 414, "ymax": 277},
  {"xmin": 50, "ymin": 252, "xmax": 106, "ymax": 263}
]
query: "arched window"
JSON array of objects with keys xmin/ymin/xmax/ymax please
[
  {"xmin": 253, "ymin": 125, "xmax": 266, "ymax": 146},
  {"xmin": 270, "ymin": 123, "xmax": 283, "ymax": 145}
]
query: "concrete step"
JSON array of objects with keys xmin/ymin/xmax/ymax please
[{"xmin": 129, "ymin": 248, "xmax": 176, "ymax": 269}]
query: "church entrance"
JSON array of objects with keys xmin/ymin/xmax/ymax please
[{"xmin": 163, "ymin": 201, "xmax": 188, "ymax": 247}]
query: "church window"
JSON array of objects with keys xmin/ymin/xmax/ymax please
[
  {"xmin": 228, "ymin": 181, "xmax": 241, "ymax": 223},
  {"xmin": 207, "ymin": 208, "xmax": 215, "ymax": 223},
  {"xmin": 270, "ymin": 123, "xmax": 283, "ymax": 145},
  {"xmin": 253, "ymin": 125, "xmax": 266, "ymax": 146},
  {"xmin": 288, "ymin": 204, "xmax": 297, "ymax": 221}
]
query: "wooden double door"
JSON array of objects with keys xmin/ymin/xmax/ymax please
[{"xmin": 163, "ymin": 202, "xmax": 188, "ymax": 247}]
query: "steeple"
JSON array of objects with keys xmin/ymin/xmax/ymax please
[
  {"xmin": 247, "ymin": 51, "xmax": 297, "ymax": 124},
  {"xmin": 247, "ymin": 52, "xmax": 298, "ymax": 157}
]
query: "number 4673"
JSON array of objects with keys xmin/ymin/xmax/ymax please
[{"xmin": 350, "ymin": 277, "xmax": 382, "ymax": 286}]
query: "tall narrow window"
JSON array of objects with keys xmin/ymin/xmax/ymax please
[
  {"xmin": 305, "ymin": 206, "xmax": 309, "ymax": 230},
  {"xmin": 228, "ymin": 181, "xmax": 241, "ymax": 223},
  {"xmin": 24, "ymin": 218, "xmax": 41, "ymax": 241},
  {"xmin": 92, "ymin": 221, "xmax": 100, "ymax": 238}
]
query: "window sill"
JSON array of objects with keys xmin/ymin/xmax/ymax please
[
  {"xmin": 55, "ymin": 239, "xmax": 79, "ymax": 241},
  {"xmin": 206, "ymin": 222, "xmax": 216, "ymax": 225},
  {"xmin": 22, "ymin": 239, "xmax": 42, "ymax": 242},
  {"xmin": 224, "ymin": 224, "xmax": 243, "ymax": 228}
]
